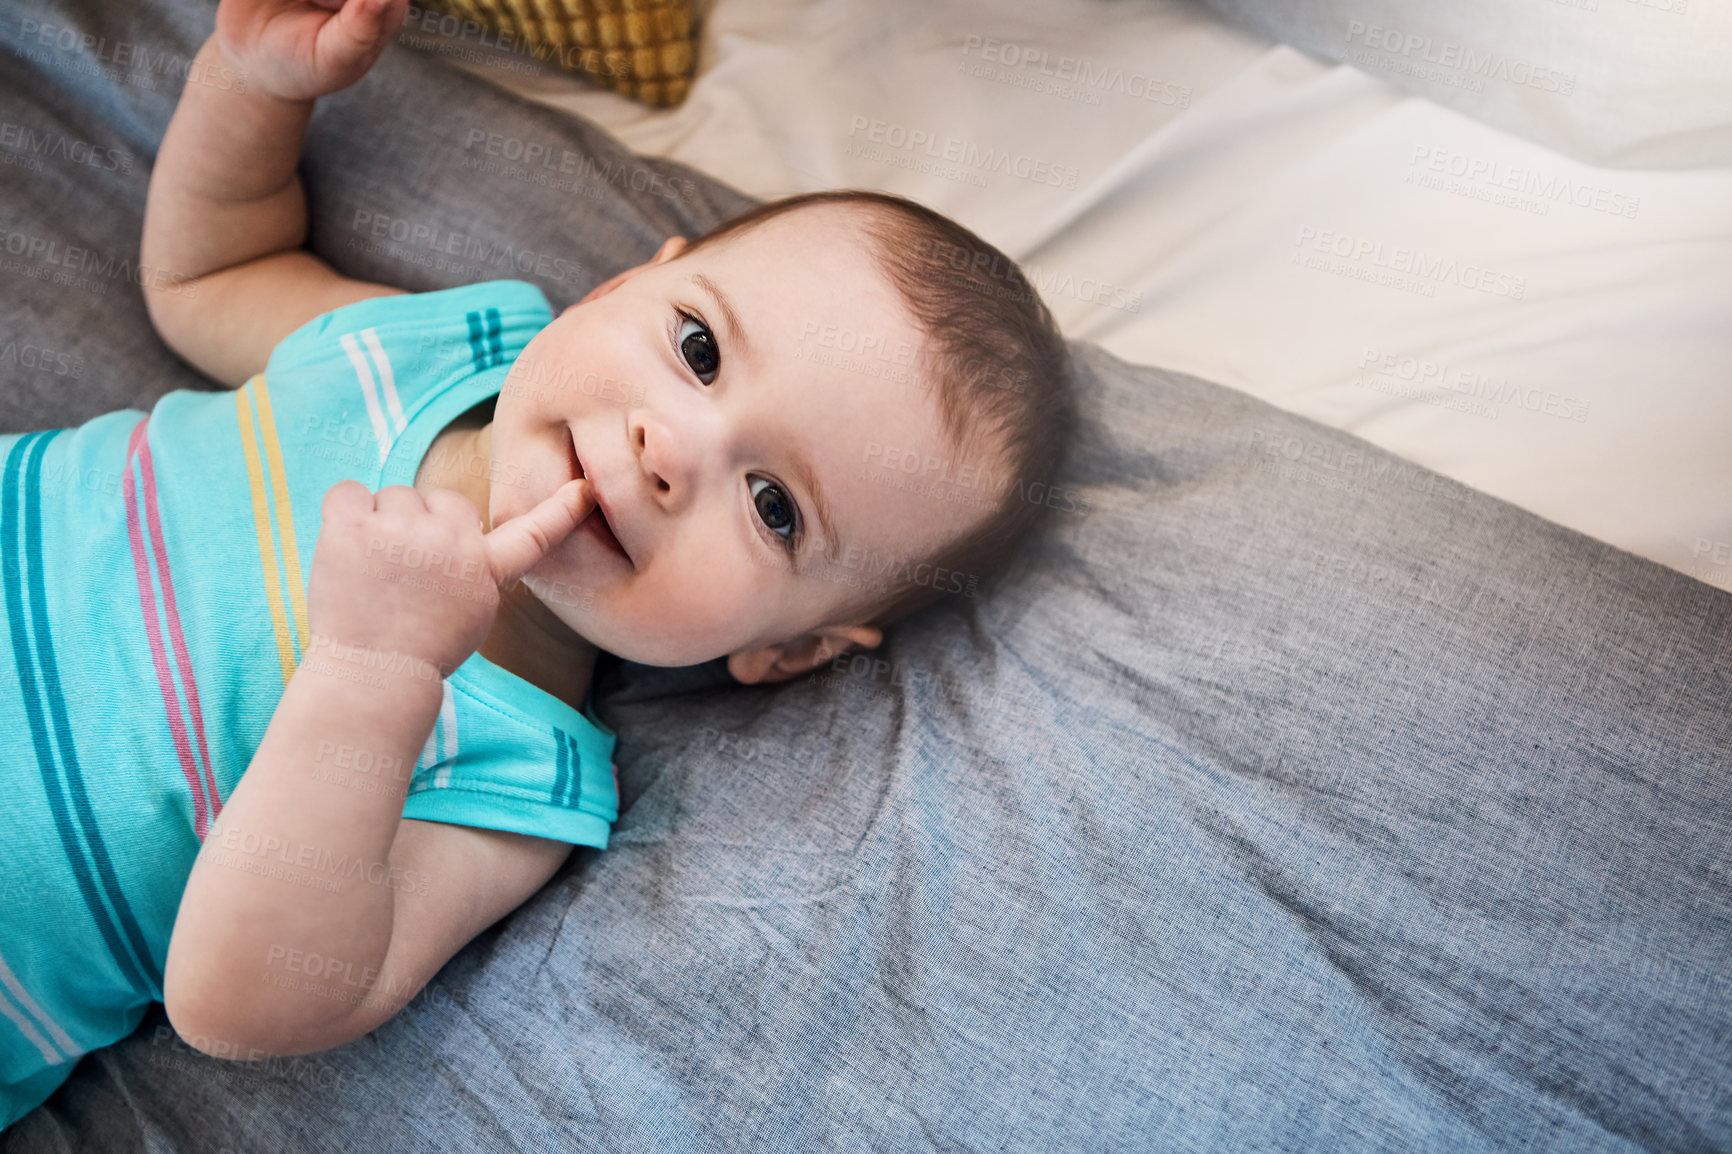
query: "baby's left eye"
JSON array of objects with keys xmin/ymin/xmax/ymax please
[
  {"xmin": 750, "ymin": 476, "xmax": 798, "ymax": 548},
  {"xmin": 675, "ymin": 311, "xmax": 719, "ymax": 384}
]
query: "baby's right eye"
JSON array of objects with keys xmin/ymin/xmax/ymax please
[{"xmin": 673, "ymin": 309, "xmax": 719, "ymax": 385}]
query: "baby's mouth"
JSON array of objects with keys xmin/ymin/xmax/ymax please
[
  {"xmin": 567, "ymin": 428, "xmax": 630, "ymax": 563},
  {"xmin": 565, "ymin": 429, "xmax": 585, "ymax": 481},
  {"xmin": 580, "ymin": 500, "xmax": 627, "ymax": 559}
]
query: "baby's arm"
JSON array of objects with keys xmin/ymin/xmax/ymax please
[
  {"xmin": 139, "ymin": 0, "xmax": 408, "ymax": 387},
  {"xmin": 166, "ymin": 480, "xmax": 596, "ymax": 1057},
  {"xmin": 152, "ymin": 0, "xmax": 604, "ymax": 1056}
]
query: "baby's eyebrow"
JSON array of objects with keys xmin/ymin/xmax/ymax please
[
  {"xmin": 692, "ymin": 273, "xmax": 749, "ymax": 364},
  {"xmin": 786, "ymin": 441, "xmax": 839, "ymax": 558}
]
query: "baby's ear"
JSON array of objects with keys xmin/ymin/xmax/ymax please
[{"xmin": 727, "ymin": 624, "xmax": 882, "ymax": 685}]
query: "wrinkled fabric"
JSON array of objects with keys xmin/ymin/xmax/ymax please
[{"xmin": 1, "ymin": 0, "xmax": 1727, "ymax": 1150}]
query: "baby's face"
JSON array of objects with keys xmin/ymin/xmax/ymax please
[{"xmin": 487, "ymin": 206, "xmax": 984, "ymax": 673}]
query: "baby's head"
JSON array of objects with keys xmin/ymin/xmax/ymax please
[{"xmin": 489, "ymin": 190, "xmax": 1076, "ymax": 682}]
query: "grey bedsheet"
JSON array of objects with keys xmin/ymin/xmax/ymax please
[{"xmin": 2, "ymin": 0, "xmax": 1728, "ymax": 1150}]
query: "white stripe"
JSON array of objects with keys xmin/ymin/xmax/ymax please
[
  {"xmin": 361, "ymin": 328, "xmax": 406, "ymax": 433},
  {"xmin": 0, "ymin": 996, "xmax": 61, "ymax": 1066},
  {"xmin": 417, "ymin": 720, "xmax": 438, "ymax": 771},
  {"xmin": 0, "ymin": 951, "xmax": 77, "ymax": 1063},
  {"xmin": 339, "ymin": 332, "xmax": 391, "ymax": 466},
  {"xmin": 433, "ymin": 681, "xmax": 458, "ymax": 789}
]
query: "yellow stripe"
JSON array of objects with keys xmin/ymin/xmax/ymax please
[
  {"xmin": 252, "ymin": 375, "xmax": 310, "ymax": 657},
  {"xmin": 235, "ymin": 380, "xmax": 298, "ymax": 684}
]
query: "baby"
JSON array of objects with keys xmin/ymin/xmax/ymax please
[{"xmin": 0, "ymin": 0, "xmax": 1073, "ymax": 1127}]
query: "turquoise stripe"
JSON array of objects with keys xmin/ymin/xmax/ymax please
[
  {"xmin": 2, "ymin": 432, "xmax": 157, "ymax": 995},
  {"xmin": 552, "ymin": 725, "xmax": 570, "ymax": 807},
  {"xmin": 564, "ymin": 733, "xmax": 582, "ymax": 806},
  {"xmin": 25, "ymin": 433, "xmax": 163, "ymax": 990},
  {"xmin": 484, "ymin": 307, "xmax": 503, "ymax": 366},
  {"xmin": 465, "ymin": 311, "xmax": 485, "ymax": 371}
]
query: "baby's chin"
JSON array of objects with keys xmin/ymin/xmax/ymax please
[{"xmin": 508, "ymin": 569, "xmax": 668, "ymax": 668}]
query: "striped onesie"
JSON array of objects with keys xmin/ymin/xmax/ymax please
[{"xmin": 0, "ymin": 279, "xmax": 619, "ymax": 1128}]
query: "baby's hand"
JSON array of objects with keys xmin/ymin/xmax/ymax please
[
  {"xmin": 306, "ymin": 479, "xmax": 594, "ymax": 679},
  {"xmin": 215, "ymin": 0, "xmax": 409, "ymax": 103}
]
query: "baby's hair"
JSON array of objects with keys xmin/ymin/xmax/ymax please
[{"xmin": 671, "ymin": 189, "xmax": 1078, "ymax": 636}]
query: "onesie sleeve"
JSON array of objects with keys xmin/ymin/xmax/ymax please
[
  {"xmin": 262, "ymin": 279, "xmax": 555, "ymax": 420},
  {"xmin": 396, "ymin": 666, "xmax": 622, "ymax": 849}
]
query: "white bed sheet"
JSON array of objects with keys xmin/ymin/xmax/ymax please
[{"xmin": 435, "ymin": 0, "xmax": 1732, "ymax": 594}]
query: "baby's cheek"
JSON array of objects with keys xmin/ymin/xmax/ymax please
[{"xmin": 668, "ymin": 557, "xmax": 775, "ymax": 644}]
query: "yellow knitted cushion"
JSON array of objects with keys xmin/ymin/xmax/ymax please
[{"xmin": 427, "ymin": 0, "xmax": 696, "ymax": 108}]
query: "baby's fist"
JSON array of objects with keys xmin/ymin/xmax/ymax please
[
  {"xmin": 215, "ymin": 0, "xmax": 408, "ymax": 102},
  {"xmin": 307, "ymin": 481, "xmax": 499, "ymax": 681}
]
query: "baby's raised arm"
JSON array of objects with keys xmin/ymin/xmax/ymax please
[
  {"xmin": 139, "ymin": 0, "xmax": 408, "ymax": 386},
  {"xmin": 149, "ymin": 0, "xmax": 604, "ymax": 1060}
]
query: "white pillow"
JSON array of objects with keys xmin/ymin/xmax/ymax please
[{"xmin": 1199, "ymin": 0, "xmax": 1732, "ymax": 168}]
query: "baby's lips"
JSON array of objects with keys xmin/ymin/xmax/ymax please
[
  {"xmin": 567, "ymin": 476, "xmax": 597, "ymax": 518},
  {"xmin": 484, "ymin": 478, "xmax": 596, "ymax": 586},
  {"xmin": 544, "ymin": 477, "xmax": 596, "ymax": 539}
]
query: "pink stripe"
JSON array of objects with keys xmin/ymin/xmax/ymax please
[
  {"xmin": 135, "ymin": 422, "xmax": 223, "ymax": 825},
  {"xmin": 123, "ymin": 418, "xmax": 212, "ymax": 841}
]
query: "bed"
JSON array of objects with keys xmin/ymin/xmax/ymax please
[{"xmin": 2, "ymin": 0, "xmax": 1728, "ymax": 1150}]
